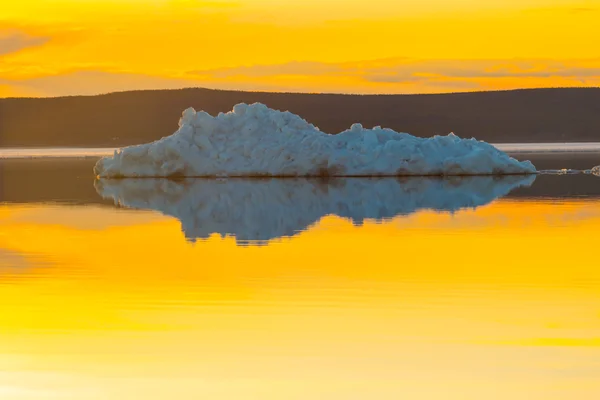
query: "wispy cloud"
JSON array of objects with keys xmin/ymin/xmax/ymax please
[
  {"xmin": 189, "ymin": 61, "xmax": 342, "ymax": 78},
  {"xmin": 356, "ymin": 59, "xmax": 600, "ymax": 82},
  {"xmin": 0, "ymin": 30, "xmax": 49, "ymax": 57},
  {"xmin": 2, "ymin": 58, "xmax": 600, "ymax": 97},
  {"xmin": 188, "ymin": 58, "xmax": 600, "ymax": 83},
  {"xmin": 0, "ymin": 70, "xmax": 201, "ymax": 97}
]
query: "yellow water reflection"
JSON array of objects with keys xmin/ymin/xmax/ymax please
[{"xmin": 0, "ymin": 200, "xmax": 599, "ymax": 399}]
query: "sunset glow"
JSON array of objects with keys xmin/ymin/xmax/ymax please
[
  {"xmin": 1, "ymin": 0, "xmax": 599, "ymax": 97},
  {"xmin": 1, "ymin": 200, "xmax": 600, "ymax": 398}
]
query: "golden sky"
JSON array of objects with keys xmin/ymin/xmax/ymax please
[{"xmin": 1, "ymin": 0, "xmax": 599, "ymax": 97}]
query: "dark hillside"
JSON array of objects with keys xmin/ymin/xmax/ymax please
[{"xmin": 1, "ymin": 88, "xmax": 599, "ymax": 147}]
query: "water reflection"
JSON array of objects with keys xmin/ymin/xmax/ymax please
[
  {"xmin": 96, "ymin": 176, "xmax": 535, "ymax": 244},
  {"xmin": 3, "ymin": 162, "xmax": 600, "ymax": 399}
]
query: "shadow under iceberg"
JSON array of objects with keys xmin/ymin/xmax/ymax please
[{"xmin": 95, "ymin": 176, "xmax": 535, "ymax": 245}]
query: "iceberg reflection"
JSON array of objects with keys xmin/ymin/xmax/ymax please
[{"xmin": 95, "ymin": 176, "xmax": 535, "ymax": 244}]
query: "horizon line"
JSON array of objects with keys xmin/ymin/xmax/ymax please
[{"xmin": 2, "ymin": 86, "xmax": 599, "ymax": 101}]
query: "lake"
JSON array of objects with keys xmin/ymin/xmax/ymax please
[{"xmin": 1, "ymin": 155, "xmax": 599, "ymax": 399}]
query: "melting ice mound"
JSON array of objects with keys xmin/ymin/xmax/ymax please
[
  {"xmin": 96, "ymin": 176, "xmax": 535, "ymax": 244},
  {"xmin": 94, "ymin": 103, "xmax": 535, "ymax": 178}
]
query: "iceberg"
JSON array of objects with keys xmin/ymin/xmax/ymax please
[
  {"xmin": 96, "ymin": 176, "xmax": 535, "ymax": 244},
  {"xmin": 94, "ymin": 103, "xmax": 535, "ymax": 178}
]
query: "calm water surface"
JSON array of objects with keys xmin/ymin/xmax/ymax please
[{"xmin": 1, "ymin": 158, "xmax": 599, "ymax": 399}]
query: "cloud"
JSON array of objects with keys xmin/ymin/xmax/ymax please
[
  {"xmin": 190, "ymin": 57, "xmax": 600, "ymax": 93},
  {"xmin": 329, "ymin": 58, "xmax": 600, "ymax": 83},
  {"xmin": 2, "ymin": 58, "xmax": 600, "ymax": 97},
  {"xmin": 187, "ymin": 57, "xmax": 600, "ymax": 83},
  {"xmin": 189, "ymin": 61, "xmax": 342, "ymax": 78},
  {"xmin": 0, "ymin": 30, "xmax": 49, "ymax": 57},
  {"xmin": 1, "ymin": 70, "xmax": 202, "ymax": 97}
]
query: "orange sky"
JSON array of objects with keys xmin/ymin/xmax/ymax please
[{"xmin": 1, "ymin": 0, "xmax": 599, "ymax": 97}]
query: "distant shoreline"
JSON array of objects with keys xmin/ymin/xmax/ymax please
[
  {"xmin": 2, "ymin": 86, "xmax": 596, "ymax": 101},
  {"xmin": 1, "ymin": 87, "xmax": 599, "ymax": 147}
]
